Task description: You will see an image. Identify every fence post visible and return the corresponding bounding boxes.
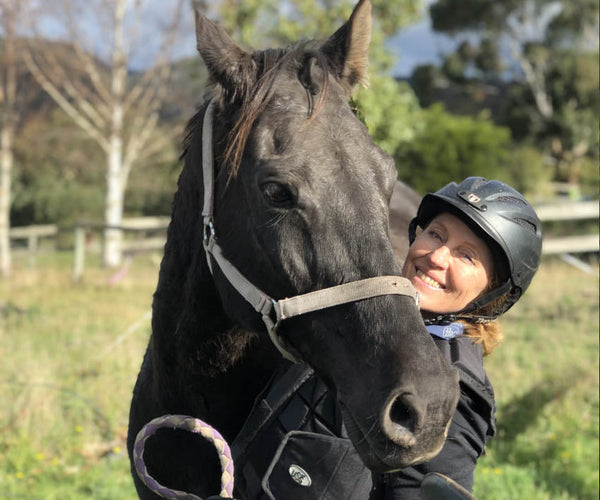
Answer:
[73,225,85,282]
[27,234,38,267]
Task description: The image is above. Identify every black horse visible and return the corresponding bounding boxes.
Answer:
[127,1,459,498]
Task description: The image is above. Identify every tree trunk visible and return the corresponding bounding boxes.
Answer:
[102,0,127,268]
[0,0,18,278]
[103,130,124,267]
[0,126,13,277]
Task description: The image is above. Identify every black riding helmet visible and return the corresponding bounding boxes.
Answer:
[408,177,543,321]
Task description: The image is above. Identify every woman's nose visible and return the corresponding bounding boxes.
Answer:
[428,245,451,268]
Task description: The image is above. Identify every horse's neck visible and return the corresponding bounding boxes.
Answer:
[150,190,283,438]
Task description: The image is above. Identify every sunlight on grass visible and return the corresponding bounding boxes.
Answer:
[0,252,598,498]
[0,251,157,498]
[474,256,599,500]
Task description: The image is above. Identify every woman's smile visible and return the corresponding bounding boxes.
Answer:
[415,268,445,290]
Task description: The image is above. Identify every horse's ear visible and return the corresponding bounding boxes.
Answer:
[320,0,371,94]
[194,8,257,101]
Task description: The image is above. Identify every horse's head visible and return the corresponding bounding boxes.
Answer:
[191,0,459,471]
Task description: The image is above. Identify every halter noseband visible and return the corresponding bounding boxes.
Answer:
[201,100,419,363]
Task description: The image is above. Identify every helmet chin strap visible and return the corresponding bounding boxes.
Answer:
[423,280,514,325]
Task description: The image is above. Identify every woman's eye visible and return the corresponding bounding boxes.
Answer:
[462,253,475,264]
[262,182,294,208]
[428,230,442,241]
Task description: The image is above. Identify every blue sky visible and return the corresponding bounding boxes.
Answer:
[387,16,456,77]
[168,3,454,78]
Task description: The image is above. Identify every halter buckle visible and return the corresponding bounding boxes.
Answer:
[260,299,281,333]
[203,218,215,244]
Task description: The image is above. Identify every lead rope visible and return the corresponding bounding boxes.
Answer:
[133,415,235,499]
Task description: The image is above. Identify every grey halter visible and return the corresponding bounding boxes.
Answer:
[201,100,418,363]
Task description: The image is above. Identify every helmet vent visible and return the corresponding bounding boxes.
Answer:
[514,217,537,234]
[471,178,488,190]
[497,195,527,206]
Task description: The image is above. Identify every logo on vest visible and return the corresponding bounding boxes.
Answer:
[426,322,464,340]
[443,324,462,338]
[288,464,312,487]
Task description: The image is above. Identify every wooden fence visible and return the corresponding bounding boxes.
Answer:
[8,201,599,279]
[9,217,169,281]
[535,201,599,255]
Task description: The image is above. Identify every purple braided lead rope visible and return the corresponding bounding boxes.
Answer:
[134,414,235,499]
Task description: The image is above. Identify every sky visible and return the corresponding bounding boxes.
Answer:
[26,0,460,78]
[387,16,457,77]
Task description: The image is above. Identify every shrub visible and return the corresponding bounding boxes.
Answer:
[395,104,513,194]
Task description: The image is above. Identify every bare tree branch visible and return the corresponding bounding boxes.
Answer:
[23,50,111,151]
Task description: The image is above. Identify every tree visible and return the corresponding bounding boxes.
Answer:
[0,0,36,276]
[12,108,106,227]
[426,0,599,187]
[0,0,18,276]
[23,0,187,266]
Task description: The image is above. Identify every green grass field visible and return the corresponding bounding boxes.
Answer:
[0,251,598,499]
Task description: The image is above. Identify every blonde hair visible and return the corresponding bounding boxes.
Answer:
[460,320,503,356]
[459,294,508,356]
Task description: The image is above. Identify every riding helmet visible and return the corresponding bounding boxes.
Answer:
[408,177,543,317]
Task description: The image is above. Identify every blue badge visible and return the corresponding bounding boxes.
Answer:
[427,322,465,340]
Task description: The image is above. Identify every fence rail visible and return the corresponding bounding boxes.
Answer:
[534,200,599,255]
[7,200,598,279]
[535,201,599,222]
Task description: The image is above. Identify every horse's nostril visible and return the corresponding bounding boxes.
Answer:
[389,395,415,430]
[382,393,421,447]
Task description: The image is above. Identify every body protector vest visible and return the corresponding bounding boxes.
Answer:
[231,325,496,500]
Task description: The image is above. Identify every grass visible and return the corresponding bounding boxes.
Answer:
[0,251,598,499]
[0,251,156,499]
[473,257,599,500]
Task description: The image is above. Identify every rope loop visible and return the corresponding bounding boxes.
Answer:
[134,415,235,499]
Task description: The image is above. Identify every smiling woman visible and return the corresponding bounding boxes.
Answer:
[365,176,544,498]
[403,212,495,315]
[405,177,542,352]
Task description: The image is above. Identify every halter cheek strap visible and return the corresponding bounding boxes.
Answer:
[200,99,419,363]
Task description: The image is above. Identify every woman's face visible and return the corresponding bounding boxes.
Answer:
[402,212,495,315]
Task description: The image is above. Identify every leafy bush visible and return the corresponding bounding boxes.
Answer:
[395,103,513,194]
[501,146,554,199]
[355,75,424,157]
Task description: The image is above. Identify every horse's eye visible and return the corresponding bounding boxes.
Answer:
[262,182,294,208]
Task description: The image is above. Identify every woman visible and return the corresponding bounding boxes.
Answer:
[230,177,543,500]
[372,176,543,499]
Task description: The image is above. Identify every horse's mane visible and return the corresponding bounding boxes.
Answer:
[182,41,331,179]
